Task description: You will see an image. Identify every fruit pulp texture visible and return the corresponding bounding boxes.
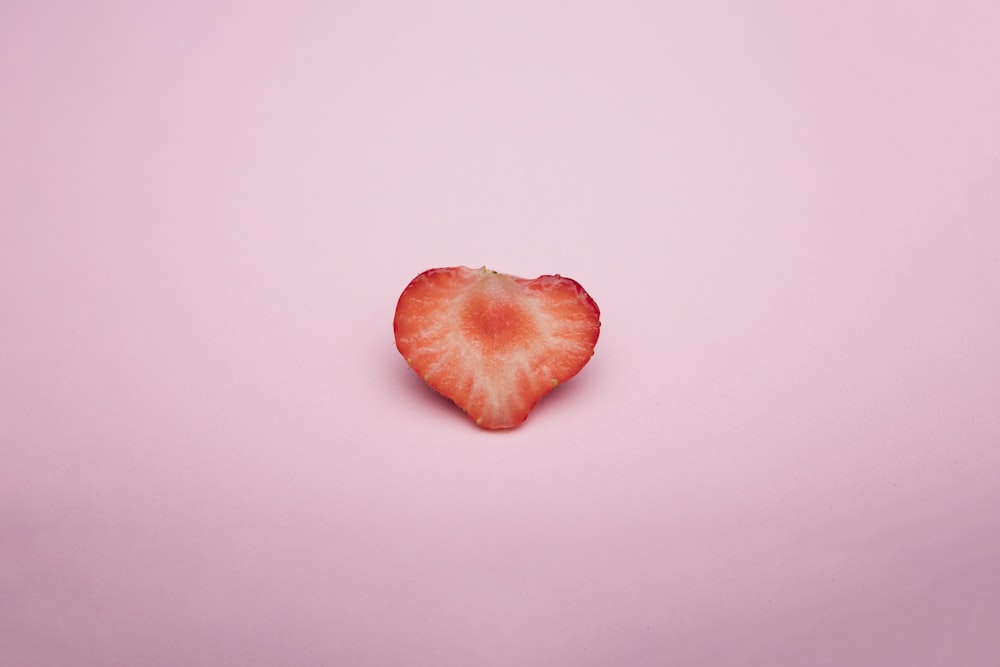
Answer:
[394,267,600,429]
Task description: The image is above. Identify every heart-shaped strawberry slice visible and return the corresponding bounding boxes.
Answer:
[393,266,601,429]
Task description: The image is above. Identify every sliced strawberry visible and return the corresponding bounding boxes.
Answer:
[393,266,601,429]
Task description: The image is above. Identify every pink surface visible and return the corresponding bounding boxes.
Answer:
[2,1,999,664]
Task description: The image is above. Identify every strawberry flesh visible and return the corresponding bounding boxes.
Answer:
[394,266,601,429]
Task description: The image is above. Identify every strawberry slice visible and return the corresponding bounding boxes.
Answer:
[393,266,601,429]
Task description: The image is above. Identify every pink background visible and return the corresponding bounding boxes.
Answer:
[2,0,999,664]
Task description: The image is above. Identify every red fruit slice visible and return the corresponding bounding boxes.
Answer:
[393,266,601,429]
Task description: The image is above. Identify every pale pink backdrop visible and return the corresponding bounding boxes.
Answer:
[2,0,999,665]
